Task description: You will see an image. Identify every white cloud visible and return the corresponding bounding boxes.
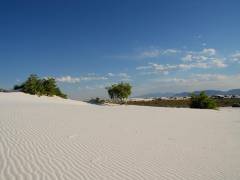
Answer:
[56,75,108,84]
[80,76,108,81]
[57,72,131,84]
[136,58,227,75]
[152,73,236,85]
[181,54,208,62]
[56,76,80,83]
[150,74,230,90]
[162,49,180,54]
[182,48,217,63]
[137,63,180,75]
[192,74,227,81]
[118,73,131,81]
[84,86,95,90]
[136,65,152,70]
[211,59,227,68]
[78,83,111,91]
[107,73,115,77]
[106,72,131,80]
[118,73,129,78]
[232,52,240,62]
[181,54,193,62]
[202,48,216,56]
[140,49,161,58]
[139,48,180,58]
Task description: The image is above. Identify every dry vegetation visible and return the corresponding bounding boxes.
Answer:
[127,98,240,108]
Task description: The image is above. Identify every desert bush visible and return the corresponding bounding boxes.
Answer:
[106,82,132,103]
[232,103,240,107]
[190,91,217,109]
[127,98,240,108]
[127,99,190,107]
[88,97,105,105]
[14,74,67,98]
[215,98,240,107]
[0,88,9,92]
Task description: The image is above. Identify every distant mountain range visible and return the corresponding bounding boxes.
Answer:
[136,92,176,98]
[137,89,240,98]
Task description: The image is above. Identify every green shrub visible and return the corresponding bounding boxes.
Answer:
[88,97,105,105]
[190,91,217,109]
[232,103,240,107]
[106,82,132,103]
[14,74,67,98]
[127,99,190,107]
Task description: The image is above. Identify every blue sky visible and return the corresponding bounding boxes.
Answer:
[0,0,240,99]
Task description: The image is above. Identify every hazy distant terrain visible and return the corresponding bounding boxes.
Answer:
[138,89,240,98]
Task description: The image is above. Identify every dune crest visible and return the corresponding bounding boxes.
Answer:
[0,92,88,105]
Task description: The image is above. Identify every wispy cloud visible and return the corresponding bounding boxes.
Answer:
[80,76,108,81]
[139,49,161,58]
[231,52,240,63]
[163,49,180,54]
[56,72,131,84]
[182,48,216,62]
[191,73,228,81]
[57,47,239,98]
[137,48,227,75]
[151,73,239,87]
[106,72,131,81]
[202,48,216,56]
[211,59,227,68]
[56,76,81,83]
[56,75,108,84]
[136,60,227,75]
[139,48,180,59]
[108,47,181,60]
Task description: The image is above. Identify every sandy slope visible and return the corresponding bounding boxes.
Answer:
[0,93,240,180]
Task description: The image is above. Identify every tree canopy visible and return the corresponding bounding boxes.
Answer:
[14,74,67,98]
[190,91,217,109]
[106,82,132,103]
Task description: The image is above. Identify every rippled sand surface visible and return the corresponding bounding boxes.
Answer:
[1,93,240,180]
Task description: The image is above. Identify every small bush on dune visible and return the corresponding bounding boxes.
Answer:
[232,103,240,107]
[14,74,67,98]
[88,97,105,105]
[106,82,132,103]
[0,88,9,92]
[190,91,217,109]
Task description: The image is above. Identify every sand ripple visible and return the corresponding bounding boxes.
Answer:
[0,93,240,180]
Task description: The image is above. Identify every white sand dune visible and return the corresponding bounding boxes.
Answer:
[0,92,240,180]
[0,92,88,105]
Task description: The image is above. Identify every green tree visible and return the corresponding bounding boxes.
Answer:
[22,74,41,95]
[13,74,67,98]
[190,91,217,109]
[55,87,67,99]
[42,78,57,96]
[106,82,132,103]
